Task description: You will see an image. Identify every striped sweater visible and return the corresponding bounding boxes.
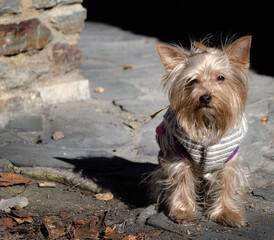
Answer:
[156,109,248,172]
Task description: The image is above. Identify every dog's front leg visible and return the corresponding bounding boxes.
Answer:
[205,156,248,227]
[163,160,197,223]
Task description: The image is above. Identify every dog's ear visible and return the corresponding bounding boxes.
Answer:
[157,45,186,72]
[226,36,252,68]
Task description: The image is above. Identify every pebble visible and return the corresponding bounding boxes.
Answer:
[52,131,65,140]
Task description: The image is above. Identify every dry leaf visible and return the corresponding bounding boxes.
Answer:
[74,212,107,239]
[52,131,65,140]
[0,172,34,187]
[44,216,66,239]
[74,219,85,226]
[103,225,122,239]
[13,217,33,224]
[122,64,133,70]
[122,234,138,240]
[261,116,269,122]
[95,87,105,93]
[0,217,15,229]
[121,232,159,240]
[94,192,113,201]
[104,226,114,236]
[74,219,99,239]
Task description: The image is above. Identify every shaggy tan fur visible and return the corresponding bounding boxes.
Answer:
[204,155,248,227]
[150,36,251,227]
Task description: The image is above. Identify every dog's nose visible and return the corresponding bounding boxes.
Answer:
[199,94,212,104]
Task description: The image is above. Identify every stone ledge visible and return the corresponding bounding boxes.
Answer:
[32,0,83,9]
[0,91,43,112]
[38,79,91,106]
[0,78,91,112]
[3,162,100,193]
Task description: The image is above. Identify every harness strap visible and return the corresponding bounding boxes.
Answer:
[157,128,240,165]
[173,134,239,164]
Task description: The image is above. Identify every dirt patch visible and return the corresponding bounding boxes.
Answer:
[0,174,273,239]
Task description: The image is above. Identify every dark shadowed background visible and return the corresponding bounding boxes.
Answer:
[83,1,273,76]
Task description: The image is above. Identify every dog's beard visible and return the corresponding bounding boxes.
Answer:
[171,94,242,145]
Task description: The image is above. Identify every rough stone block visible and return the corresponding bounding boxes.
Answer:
[0,18,52,55]
[0,60,50,90]
[52,42,82,75]
[0,0,20,15]
[38,79,91,106]
[49,4,86,34]
[32,0,83,9]
[0,91,42,112]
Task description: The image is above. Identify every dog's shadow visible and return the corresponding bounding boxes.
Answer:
[56,156,158,208]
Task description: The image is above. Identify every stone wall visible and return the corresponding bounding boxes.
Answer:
[0,0,90,112]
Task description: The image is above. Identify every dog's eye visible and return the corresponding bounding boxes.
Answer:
[189,79,198,85]
[216,75,225,82]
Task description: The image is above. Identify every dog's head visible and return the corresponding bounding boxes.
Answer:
[157,36,251,144]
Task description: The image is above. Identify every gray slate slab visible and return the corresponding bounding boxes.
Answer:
[252,188,274,202]
[6,115,43,132]
[0,143,115,168]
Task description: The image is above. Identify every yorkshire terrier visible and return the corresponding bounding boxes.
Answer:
[150,36,251,227]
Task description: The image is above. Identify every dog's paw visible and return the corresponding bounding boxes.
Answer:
[169,210,194,224]
[208,209,246,227]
